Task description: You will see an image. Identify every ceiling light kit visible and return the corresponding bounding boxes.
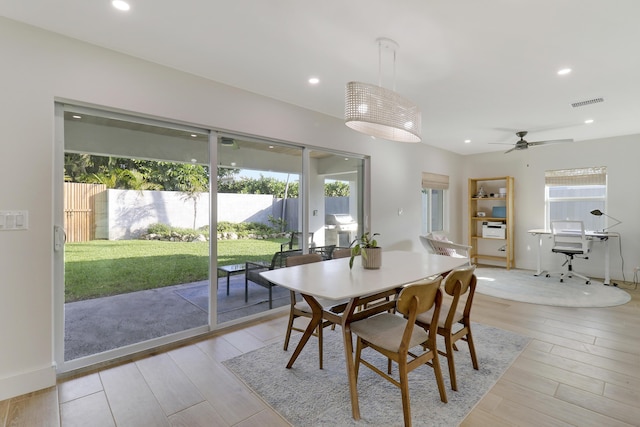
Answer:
[345,38,421,143]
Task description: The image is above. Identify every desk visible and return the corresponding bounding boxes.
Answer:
[260,250,468,420]
[528,229,619,285]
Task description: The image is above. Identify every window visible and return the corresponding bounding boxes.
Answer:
[421,172,449,234]
[545,167,607,231]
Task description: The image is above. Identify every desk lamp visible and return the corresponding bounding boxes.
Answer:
[590,209,622,232]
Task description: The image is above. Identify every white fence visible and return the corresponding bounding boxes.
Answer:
[93,189,349,240]
[99,190,276,240]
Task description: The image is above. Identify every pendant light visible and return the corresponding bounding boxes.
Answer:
[345,38,421,143]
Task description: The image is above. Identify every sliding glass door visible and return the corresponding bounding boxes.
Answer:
[54,103,370,372]
[55,104,212,371]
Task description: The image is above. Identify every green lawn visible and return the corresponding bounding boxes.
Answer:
[64,238,287,302]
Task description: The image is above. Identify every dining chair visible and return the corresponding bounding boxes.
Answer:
[331,247,352,259]
[350,277,447,427]
[283,253,335,369]
[415,264,478,391]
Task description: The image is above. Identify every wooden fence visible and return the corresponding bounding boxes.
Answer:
[64,182,106,242]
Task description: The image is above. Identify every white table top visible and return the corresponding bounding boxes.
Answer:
[260,250,468,301]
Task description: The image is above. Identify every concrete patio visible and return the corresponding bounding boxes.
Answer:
[64,273,291,361]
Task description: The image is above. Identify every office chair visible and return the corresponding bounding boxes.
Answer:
[547,220,592,284]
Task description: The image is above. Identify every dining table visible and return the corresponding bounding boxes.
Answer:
[260,250,469,420]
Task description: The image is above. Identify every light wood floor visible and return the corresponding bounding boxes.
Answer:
[2,285,639,427]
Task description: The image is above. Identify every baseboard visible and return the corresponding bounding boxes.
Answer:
[0,364,56,401]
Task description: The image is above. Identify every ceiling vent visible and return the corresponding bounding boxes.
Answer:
[571,97,604,108]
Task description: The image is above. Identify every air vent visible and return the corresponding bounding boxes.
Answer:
[571,97,604,108]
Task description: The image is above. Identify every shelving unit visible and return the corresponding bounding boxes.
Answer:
[468,176,514,269]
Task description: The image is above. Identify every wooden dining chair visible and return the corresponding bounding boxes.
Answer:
[350,277,447,427]
[332,247,352,259]
[415,264,478,391]
[283,253,335,369]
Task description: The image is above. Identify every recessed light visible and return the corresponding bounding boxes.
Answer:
[584,119,594,124]
[557,68,572,76]
[268,145,274,149]
[190,134,197,138]
[464,139,471,144]
[190,158,197,163]
[112,1,130,11]
[72,115,82,119]
[308,77,320,85]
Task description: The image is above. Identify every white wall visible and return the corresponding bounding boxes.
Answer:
[0,18,465,399]
[463,134,640,281]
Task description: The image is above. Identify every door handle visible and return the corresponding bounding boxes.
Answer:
[54,225,66,251]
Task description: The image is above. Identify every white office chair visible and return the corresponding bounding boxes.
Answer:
[547,220,592,284]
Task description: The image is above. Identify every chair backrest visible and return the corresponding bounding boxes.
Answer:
[271,249,304,269]
[396,277,443,347]
[396,277,442,318]
[551,220,590,253]
[441,265,477,324]
[285,253,322,267]
[332,248,352,259]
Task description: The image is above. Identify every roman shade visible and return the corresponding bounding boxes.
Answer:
[422,172,449,190]
[544,167,606,186]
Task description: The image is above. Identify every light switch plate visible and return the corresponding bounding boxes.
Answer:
[0,210,28,230]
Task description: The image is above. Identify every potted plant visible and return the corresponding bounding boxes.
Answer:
[349,232,382,269]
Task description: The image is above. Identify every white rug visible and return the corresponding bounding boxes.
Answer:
[223,323,529,426]
[475,267,631,307]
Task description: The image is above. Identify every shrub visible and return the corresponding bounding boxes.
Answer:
[147,223,171,235]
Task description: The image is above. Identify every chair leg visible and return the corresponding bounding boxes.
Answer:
[354,338,363,382]
[317,322,323,370]
[466,328,479,370]
[398,361,412,427]
[444,334,457,391]
[283,312,296,351]
[432,351,448,403]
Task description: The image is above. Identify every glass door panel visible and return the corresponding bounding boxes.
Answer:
[216,137,303,322]
[308,151,365,251]
[61,107,210,363]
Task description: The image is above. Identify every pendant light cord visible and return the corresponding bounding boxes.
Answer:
[377,39,397,91]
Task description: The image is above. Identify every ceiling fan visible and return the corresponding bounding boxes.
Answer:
[493,131,573,154]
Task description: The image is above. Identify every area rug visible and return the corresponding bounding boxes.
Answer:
[475,267,631,307]
[223,323,529,426]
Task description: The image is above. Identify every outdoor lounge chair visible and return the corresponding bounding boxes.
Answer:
[420,233,472,265]
[245,249,303,308]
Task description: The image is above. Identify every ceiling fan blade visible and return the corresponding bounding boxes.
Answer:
[488,142,515,145]
[527,138,573,147]
[504,147,517,154]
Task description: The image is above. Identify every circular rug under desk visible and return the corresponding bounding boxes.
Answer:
[475,267,631,307]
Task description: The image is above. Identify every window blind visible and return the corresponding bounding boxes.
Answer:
[544,166,606,186]
[422,172,449,190]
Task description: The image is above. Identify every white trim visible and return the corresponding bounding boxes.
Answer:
[0,365,56,401]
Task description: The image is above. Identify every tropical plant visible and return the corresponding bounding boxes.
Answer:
[349,232,380,269]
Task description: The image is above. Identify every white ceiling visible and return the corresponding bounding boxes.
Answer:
[2,0,640,155]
